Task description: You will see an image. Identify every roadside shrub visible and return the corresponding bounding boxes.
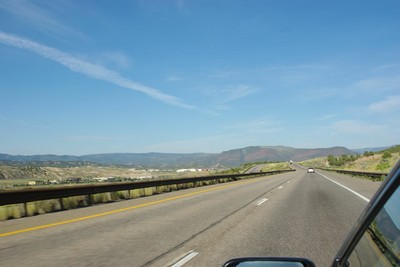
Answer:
[129,189,142,198]
[0,204,25,220]
[116,191,127,199]
[0,201,61,219]
[144,187,154,196]
[36,200,61,214]
[327,154,359,167]
[110,191,129,201]
[382,151,392,159]
[62,197,79,209]
[376,160,391,172]
[26,202,38,216]
[155,186,167,194]
[0,206,7,221]
[90,193,112,204]
[364,151,374,157]
[12,204,25,219]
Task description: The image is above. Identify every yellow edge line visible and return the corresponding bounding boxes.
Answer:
[0,179,255,237]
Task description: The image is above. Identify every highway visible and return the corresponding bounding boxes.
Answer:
[0,167,381,266]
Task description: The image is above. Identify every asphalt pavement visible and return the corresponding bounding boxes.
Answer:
[0,168,382,267]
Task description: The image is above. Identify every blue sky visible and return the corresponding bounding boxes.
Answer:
[0,0,399,155]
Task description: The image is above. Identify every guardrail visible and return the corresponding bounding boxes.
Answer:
[318,168,388,180]
[0,169,294,206]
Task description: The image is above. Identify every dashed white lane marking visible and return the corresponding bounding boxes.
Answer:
[278,186,283,190]
[171,251,199,267]
[318,172,370,203]
[256,198,268,206]
[287,181,291,183]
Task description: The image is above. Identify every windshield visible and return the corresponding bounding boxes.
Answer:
[348,185,400,266]
[0,1,399,267]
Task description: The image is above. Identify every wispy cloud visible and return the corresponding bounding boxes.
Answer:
[145,117,283,153]
[201,84,257,107]
[0,31,194,109]
[143,133,239,153]
[175,0,188,10]
[0,0,82,38]
[368,95,400,113]
[100,51,131,69]
[166,75,183,82]
[324,119,400,148]
[352,76,400,94]
[0,114,50,129]
[314,114,338,121]
[228,117,283,134]
[224,85,257,102]
[203,64,328,79]
[330,120,386,135]
[302,74,400,102]
[67,135,132,142]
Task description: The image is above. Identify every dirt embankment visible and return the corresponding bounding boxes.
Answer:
[300,153,400,173]
[0,166,54,180]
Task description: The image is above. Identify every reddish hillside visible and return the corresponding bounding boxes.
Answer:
[215,146,355,166]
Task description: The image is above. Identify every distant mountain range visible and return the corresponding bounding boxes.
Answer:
[0,146,358,168]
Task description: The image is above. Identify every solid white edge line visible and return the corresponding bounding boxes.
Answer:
[171,251,199,267]
[256,198,268,206]
[318,172,370,203]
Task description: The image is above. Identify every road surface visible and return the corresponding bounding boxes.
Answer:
[0,167,381,266]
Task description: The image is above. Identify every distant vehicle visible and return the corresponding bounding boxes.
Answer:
[289,160,293,164]
[307,168,315,173]
[224,160,400,267]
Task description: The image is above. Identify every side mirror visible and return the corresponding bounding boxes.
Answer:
[333,161,400,266]
[223,257,316,267]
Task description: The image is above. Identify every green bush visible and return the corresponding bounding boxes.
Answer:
[10,204,24,219]
[90,193,112,204]
[129,189,142,198]
[364,151,375,157]
[0,204,25,220]
[155,186,165,194]
[37,199,62,214]
[62,197,79,209]
[144,187,154,196]
[376,160,391,171]
[116,191,128,199]
[1,170,276,221]
[327,154,359,167]
[382,151,392,159]
[26,202,39,216]
[0,206,7,221]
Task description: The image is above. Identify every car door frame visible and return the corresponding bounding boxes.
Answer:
[332,160,400,266]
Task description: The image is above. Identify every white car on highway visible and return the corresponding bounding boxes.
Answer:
[307,168,315,173]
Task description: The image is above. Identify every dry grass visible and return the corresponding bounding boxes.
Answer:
[0,179,227,221]
[0,170,271,221]
[300,153,400,173]
[260,162,290,172]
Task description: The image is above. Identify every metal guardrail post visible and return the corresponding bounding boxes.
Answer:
[59,198,65,210]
